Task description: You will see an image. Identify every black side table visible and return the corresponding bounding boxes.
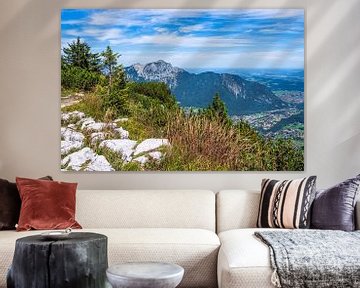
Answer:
[7,232,108,288]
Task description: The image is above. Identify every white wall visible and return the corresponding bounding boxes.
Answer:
[0,0,359,191]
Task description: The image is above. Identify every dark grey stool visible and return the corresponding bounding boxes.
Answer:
[7,232,108,288]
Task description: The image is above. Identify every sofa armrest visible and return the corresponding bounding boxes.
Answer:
[356,200,360,230]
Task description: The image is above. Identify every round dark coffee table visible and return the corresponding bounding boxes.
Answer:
[106,262,184,288]
[7,232,108,288]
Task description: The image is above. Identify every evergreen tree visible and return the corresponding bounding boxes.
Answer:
[62,37,100,72]
[101,46,120,87]
[205,93,230,125]
[112,66,127,90]
[211,93,228,118]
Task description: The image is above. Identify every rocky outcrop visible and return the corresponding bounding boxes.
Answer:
[61,111,85,122]
[134,139,170,156]
[84,122,117,132]
[99,139,137,162]
[61,127,85,156]
[61,140,83,156]
[114,127,129,139]
[90,132,105,145]
[133,156,148,165]
[61,147,114,171]
[85,155,115,172]
[80,118,96,130]
[133,151,163,166]
[61,128,85,142]
[148,151,162,161]
[60,111,170,171]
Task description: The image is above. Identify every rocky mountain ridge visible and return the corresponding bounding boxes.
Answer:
[125,60,288,115]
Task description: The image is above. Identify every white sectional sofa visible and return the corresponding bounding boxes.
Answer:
[0,190,219,288]
[1,189,359,288]
[216,190,360,288]
[216,190,273,288]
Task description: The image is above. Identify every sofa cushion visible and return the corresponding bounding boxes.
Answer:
[311,174,360,231]
[0,228,220,288]
[76,190,216,231]
[0,176,53,230]
[257,177,317,229]
[216,190,260,233]
[217,228,278,288]
[0,179,20,231]
[16,177,81,231]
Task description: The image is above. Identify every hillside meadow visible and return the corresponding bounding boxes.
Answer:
[60,38,304,171]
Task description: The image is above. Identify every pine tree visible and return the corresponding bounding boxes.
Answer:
[62,37,100,72]
[101,46,120,87]
[210,93,228,119]
[205,93,230,125]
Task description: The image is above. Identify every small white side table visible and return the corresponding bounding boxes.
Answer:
[106,262,184,288]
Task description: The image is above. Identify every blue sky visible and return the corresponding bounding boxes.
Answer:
[61,9,304,70]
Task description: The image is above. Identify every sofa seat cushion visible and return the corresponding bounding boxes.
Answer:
[0,228,220,288]
[218,228,282,288]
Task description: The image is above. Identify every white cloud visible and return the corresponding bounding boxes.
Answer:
[224,9,304,19]
[120,49,303,69]
[88,10,162,26]
[179,24,205,33]
[154,27,168,34]
[61,20,84,25]
[110,34,252,49]
[63,28,123,41]
[82,28,123,41]
[63,29,81,37]
[61,37,76,49]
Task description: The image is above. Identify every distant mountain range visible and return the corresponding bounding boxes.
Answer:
[125,60,288,115]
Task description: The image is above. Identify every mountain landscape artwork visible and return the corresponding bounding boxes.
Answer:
[61,9,304,171]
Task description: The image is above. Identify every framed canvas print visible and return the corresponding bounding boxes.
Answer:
[61,9,304,171]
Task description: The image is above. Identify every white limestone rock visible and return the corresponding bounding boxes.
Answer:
[61,111,85,122]
[114,127,129,139]
[90,132,105,144]
[149,151,162,161]
[61,140,83,155]
[61,147,95,171]
[61,147,114,171]
[133,156,148,165]
[85,155,114,172]
[61,127,85,142]
[85,122,116,132]
[80,117,95,130]
[134,139,170,156]
[67,124,76,129]
[100,139,137,162]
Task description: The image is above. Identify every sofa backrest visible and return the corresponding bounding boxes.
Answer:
[76,190,216,231]
[216,190,260,233]
[217,190,360,232]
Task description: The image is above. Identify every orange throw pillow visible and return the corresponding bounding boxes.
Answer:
[16,177,82,231]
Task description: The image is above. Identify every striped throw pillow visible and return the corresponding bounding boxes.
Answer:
[257,176,317,229]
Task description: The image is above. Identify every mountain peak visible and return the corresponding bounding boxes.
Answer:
[126,60,183,89]
[143,60,178,74]
[154,59,169,65]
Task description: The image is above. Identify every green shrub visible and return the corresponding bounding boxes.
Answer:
[61,66,101,92]
[127,82,177,108]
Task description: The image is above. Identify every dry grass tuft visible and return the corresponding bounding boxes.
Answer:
[166,112,254,170]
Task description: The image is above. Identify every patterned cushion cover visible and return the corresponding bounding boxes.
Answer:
[257,176,317,229]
